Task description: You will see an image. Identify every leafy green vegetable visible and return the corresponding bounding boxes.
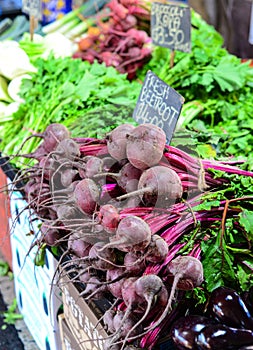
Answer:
[185,287,206,306]
[65,103,137,139]
[239,209,253,242]
[34,244,47,266]
[201,236,236,292]
[0,55,141,157]
[180,166,253,295]
[138,10,253,160]
[236,262,253,291]
[0,76,12,103]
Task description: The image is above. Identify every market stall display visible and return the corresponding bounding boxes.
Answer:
[4,120,253,349]
[0,1,253,349]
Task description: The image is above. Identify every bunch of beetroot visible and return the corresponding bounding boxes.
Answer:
[8,122,253,349]
[73,0,152,80]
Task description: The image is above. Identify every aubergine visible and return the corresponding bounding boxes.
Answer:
[196,324,253,350]
[207,286,253,330]
[171,315,216,350]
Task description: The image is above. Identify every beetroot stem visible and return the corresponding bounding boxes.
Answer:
[116,187,151,201]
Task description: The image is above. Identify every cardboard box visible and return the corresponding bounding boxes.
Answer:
[60,273,176,350]
[60,273,109,350]
[59,314,82,350]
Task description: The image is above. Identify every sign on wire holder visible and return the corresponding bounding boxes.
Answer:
[151,1,191,67]
[22,0,41,41]
[132,70,185,145]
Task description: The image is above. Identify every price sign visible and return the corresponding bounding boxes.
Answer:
[22,0,41,17]
[151,2,191,53]
[133,71,184,144]
[22,0,41,41]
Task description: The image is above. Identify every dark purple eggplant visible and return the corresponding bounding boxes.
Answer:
[195,324,253,350]
[207,286,253,330]
[171,315,216,350]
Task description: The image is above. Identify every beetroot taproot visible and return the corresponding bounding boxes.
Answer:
[117,165,183,207]
[126,124,166,170]
[107,123,135,161]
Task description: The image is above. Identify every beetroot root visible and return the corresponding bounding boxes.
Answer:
[116,162,142,193]
[107,123,135,161]
[100,215,152,253]
[67,233,92,258]
[107,268,128,299]
[42,123,71,153]
[145,234,169,263]
[117,165,183,207]
[147,256,204,332]
[74,178,100,215]
[119,274,168,349]
[98,204,120,234]
[126,123,166,170]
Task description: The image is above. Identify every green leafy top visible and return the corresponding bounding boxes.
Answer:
[0,55,141,156]
[138,10,253,160]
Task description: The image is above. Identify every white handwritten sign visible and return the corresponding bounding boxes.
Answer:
[22,0,41,18]
[133,71,184,144]
[151,2,191,53]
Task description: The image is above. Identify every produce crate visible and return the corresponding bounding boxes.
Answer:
[60,272,109,350]
[9,188,58,279]
[60,271,176,350]
[58,313,82,350]
[9,187,63,350]
[14,274,62,350]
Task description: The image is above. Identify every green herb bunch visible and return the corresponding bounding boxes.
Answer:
[0,55,141,157]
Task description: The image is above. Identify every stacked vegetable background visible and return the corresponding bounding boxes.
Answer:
[1,1,253,349]
[7,121,253,349]
[0,0,154,157]
[72,0,152,80]
[2,7,253,163]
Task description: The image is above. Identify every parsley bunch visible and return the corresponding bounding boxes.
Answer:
[0,55,141,157]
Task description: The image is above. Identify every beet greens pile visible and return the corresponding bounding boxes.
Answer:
[7,122,253,349]
[138,10,253,161]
